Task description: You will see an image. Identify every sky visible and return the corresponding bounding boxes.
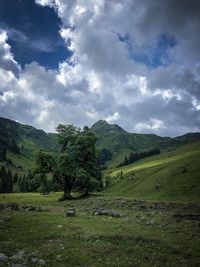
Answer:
[0,0,199,136]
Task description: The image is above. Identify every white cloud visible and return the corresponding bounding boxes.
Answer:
[0,0,199,136]
[106,112,120,124]
[0,30,20,74]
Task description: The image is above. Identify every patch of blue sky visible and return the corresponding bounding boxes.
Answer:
[117,32,177,68]
[0,0,72,69]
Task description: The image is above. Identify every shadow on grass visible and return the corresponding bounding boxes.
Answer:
[58,192,105,202]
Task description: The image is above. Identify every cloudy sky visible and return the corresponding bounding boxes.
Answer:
[0,0,199,136]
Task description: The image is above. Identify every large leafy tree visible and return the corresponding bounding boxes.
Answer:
[35,124,102,200]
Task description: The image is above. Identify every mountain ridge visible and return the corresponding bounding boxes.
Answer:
[1,116,200,169]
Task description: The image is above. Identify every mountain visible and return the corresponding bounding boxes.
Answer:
[91,120,200,167]
[0,117,60,173]
[0,117,200,172]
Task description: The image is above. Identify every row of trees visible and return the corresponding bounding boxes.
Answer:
[0,166,13,193]
[0,167,61,194]
[118,148,160,167]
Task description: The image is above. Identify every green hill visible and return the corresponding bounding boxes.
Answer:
[104,141,200,202]
[1,116,200,178]
[0,117,60,174]
[91,120,200,167]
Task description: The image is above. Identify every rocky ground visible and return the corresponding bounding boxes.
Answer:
[0,193,200,266]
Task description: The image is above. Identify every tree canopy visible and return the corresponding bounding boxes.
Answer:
[35,124,102,199]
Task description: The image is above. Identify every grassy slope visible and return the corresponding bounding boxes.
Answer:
[91,120,200,168]
[104,142,200,202]
[0,117,60,176]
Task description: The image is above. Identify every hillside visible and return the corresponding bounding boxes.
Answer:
[0,117,60,173]
[104,141,200,202]
[1,117,200,173]
[91,120,200,167]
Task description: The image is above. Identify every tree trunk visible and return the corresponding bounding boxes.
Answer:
[63,188,71,199]
[63,178,72,199]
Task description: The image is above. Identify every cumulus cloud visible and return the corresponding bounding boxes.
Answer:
[0,30,20,74]
[0,0,199,136]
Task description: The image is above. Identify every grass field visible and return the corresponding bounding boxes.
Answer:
[0,192,200,267]
[0,142,200,266]
[104,142,200,202]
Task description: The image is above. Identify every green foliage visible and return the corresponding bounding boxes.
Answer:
[35,150,57,172]
[36,173,51,194]
[118,148,160,167]
[0,166,13,193]
[55,125,102,198]
[99,148,112,165]
[56,124,80,152]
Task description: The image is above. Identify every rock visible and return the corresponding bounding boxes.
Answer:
[31,258,38,263]
[57,225,63,228]
[27,206,36,211]
[110,211,120,217]
[11,264,27,267]
[94,208,109,216]
[38,259,46,265]
[65,207,76,217]
[10,254,24,261]
[9,202,19,210]
[0,253,8,261]
[66,210,76,216]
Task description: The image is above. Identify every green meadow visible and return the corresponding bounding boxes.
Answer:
[0,192,200,267]
[104,142,200,202]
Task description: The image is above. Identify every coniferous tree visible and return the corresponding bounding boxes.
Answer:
[7,169,13,193]
[0,166,7,193]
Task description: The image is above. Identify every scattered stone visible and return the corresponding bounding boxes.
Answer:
[10,254,24,261]
[0,203,48,212]
[111,211,120,217]
[65,207,76,217]
[8,202,19,210]
[66,210,76,216]
[11,264,27,267]
[27,206,36,211]
[93,208,120,217]
[94,208,109,216]
[173,214,200,221]
[31,258,38,263]
[0,253,8,261]
[38,259,46,265]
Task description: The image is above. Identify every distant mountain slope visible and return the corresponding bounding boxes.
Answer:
[0,117,200,171]
[91,120,175,151]
[0,117,60,160]
[104,141,200,202]
[91,120,200,167]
